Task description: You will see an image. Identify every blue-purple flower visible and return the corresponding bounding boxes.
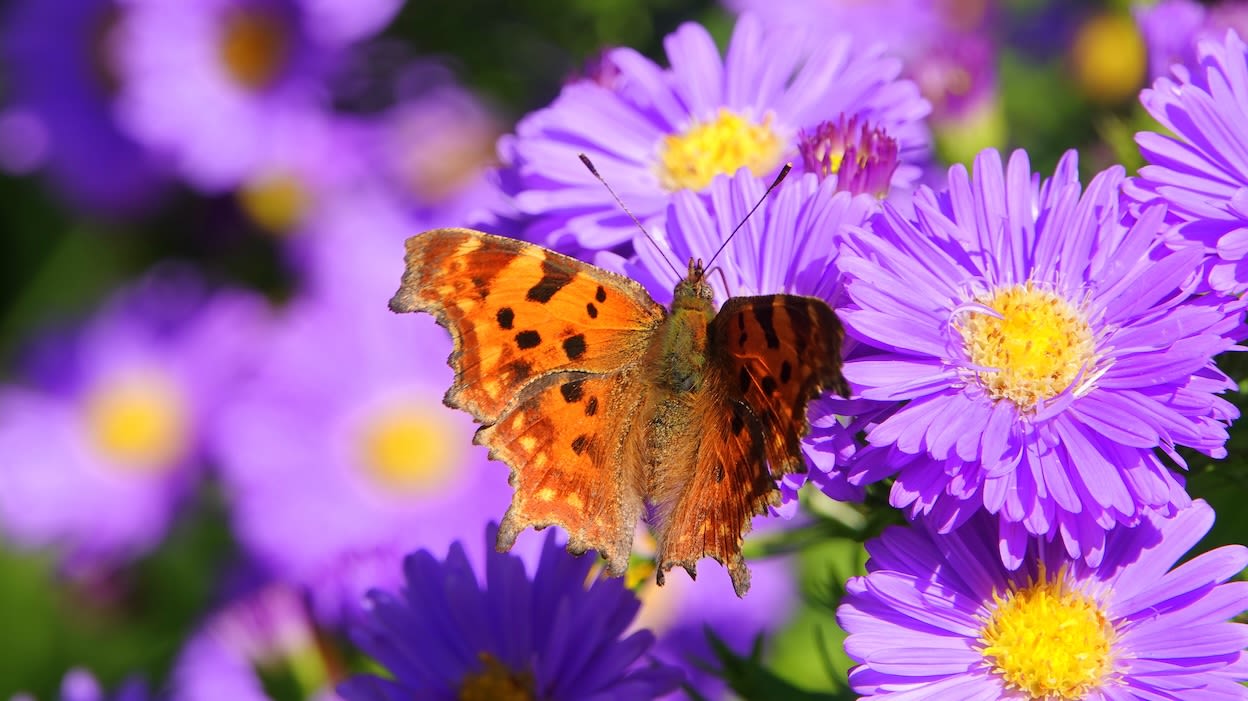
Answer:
[338,524,684,701]
[838,500,1248,699]
[0,0,169,214]
[825,148,1244,568]
[1126,29,1248,295]
[0,267,268,572]
[113,0,400,191]
[496,13,929,252]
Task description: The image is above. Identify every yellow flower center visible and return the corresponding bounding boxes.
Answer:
[979,565,1117,699]
[358,404,459,495]
[458,653,535,701]
[219,7,290,91]
[958,283,1097,410]
[656,108,785,191]
[84,371,190,472]
[238,172,308,234]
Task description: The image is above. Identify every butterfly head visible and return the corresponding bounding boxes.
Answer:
[671,258,715,312]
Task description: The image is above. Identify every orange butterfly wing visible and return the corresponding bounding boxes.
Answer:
[390,228,665,422]
[653,294,849,596]
[390,228,664,569]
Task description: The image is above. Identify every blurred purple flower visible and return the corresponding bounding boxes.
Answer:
[172,584,339,701]
[724,0,998,124]
[495,13,929,252]
[839,500,1248,699]
[1135,0,1248,80]
[215,190,521,625]
[10,669,150,701]
[1126,29,1248,295]
[625,526,797,700]
[112,0,401,191]
[0,267,269,572]
[828,148,1244,568]
[0,0,169,214]
[338,524,684,701]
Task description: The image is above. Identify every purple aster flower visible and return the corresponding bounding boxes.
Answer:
[10,669,150,701]
[839,500,1248,699]
[606,169,877,510]
[172,584,334,701]
[1135,0,1248,80]
[827,148,1245,568]
[0,0,169,214]
[496,13,929,252]
[214,191,521,626]
[112,0,401,191]
[1126,29,1248,295]
[338,524,684,701]
[0,266,268,573]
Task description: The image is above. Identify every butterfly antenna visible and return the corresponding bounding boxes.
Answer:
[579,153,683,279]
[704,164,792,270]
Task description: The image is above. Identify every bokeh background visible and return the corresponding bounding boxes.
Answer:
[1,0,1247,698]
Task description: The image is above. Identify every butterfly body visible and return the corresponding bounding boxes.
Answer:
[391,228,848,596]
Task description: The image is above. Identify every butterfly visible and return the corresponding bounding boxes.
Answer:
[390,227,849,596]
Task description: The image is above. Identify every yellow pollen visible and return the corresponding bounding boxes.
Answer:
[359,405,458,495]
[219,7,290,91]
[84,371,190,472]
[958,283,1096,410]
[458,653,534,701]
[979,565,1117,699]
[238,173,308,234]
[656,109,785,191]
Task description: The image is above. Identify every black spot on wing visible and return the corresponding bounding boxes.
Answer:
[586,302,598,318]
[571,434,590,455]
[789,299,814,357]
[516,330,542,349]
[585,396,599,416]
[560,379,584,403]
[731,405,745,435]
[526,258,574,303]
[496,307,514,330]
[761,376,778,395]
[753,301,781,349]
[595,285,607,303]
[738,367,750,394]
[563,334,587,360]
[780,360,792,384]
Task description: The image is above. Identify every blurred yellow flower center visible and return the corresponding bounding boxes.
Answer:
[1070,12,1146,104]
[359,404,459,495]
[219,7,290,91]
[458,653,534,701]
[238,173,308,234]
[85,371,190,472]
[657,109,784,191]
[959,283,1096,410]
[979,565,1116,699]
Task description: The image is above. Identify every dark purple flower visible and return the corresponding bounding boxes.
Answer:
[338,524,684,701]
[1,0,169,214]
